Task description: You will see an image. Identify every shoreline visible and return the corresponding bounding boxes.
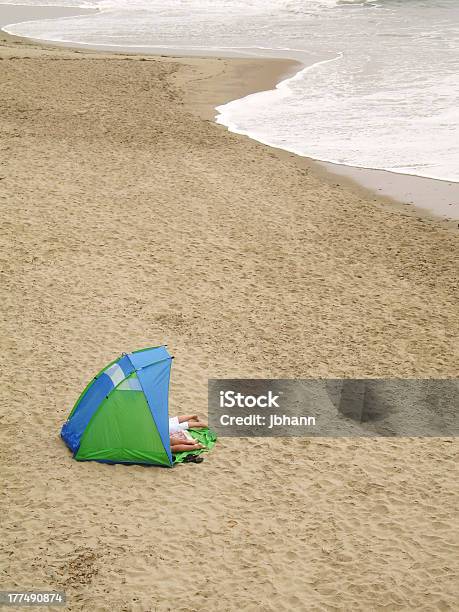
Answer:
[1,3,458,223]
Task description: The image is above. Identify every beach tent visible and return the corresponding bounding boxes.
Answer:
[61,346,174,466]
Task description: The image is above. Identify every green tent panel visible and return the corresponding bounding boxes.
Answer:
[76,375,171,466]
[61,346,174,466]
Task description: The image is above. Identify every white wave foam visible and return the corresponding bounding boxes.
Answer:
[2,0,457,182]
[0,1,96,6]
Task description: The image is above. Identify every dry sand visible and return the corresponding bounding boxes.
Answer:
[1,26,458,612]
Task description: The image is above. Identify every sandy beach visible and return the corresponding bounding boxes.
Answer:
[1,10,458,612]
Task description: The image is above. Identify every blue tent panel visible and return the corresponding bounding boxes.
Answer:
[61,354,135,452]
[127,346,170,370]
[61,347,173,463]
[136,359,173,465]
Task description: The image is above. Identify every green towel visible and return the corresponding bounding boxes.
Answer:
[173,427,217,464]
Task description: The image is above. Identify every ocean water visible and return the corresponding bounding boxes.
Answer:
[2,0,458,182]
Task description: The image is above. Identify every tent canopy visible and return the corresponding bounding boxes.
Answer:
[61,346,173,466]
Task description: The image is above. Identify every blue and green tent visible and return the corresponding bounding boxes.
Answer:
[61,346,174,466]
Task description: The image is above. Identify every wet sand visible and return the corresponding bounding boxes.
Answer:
[320,161,459,220]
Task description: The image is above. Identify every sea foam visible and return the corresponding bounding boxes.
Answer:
[2,0,458,182]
